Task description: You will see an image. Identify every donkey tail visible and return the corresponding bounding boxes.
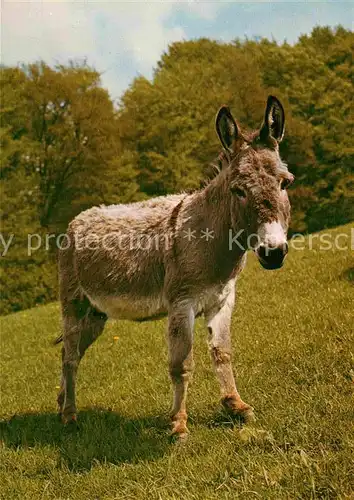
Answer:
[53,334,63,345]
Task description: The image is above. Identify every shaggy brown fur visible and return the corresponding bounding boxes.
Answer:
[57,96,294,438]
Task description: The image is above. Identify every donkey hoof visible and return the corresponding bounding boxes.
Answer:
[240,407,256,424]
[171,431,189,444]
[222,396,255,423]
[170,426,189,443]
[170,415,189,442]
[61,413,78,426]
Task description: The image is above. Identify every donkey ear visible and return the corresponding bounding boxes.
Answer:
[215,106,240,153]
[260,95,285,143]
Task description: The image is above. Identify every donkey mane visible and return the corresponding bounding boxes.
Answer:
[202,150,230,187]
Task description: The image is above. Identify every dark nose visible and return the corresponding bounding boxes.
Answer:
[258,242,288,269]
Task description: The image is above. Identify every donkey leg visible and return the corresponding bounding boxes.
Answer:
[205,290,254,423]
[78,308,107,357]
[168,303,195,438]
[57,345,66,414]
[60,314,81,424]
[59,304,106,423]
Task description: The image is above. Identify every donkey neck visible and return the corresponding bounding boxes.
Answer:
[184,168,247,282]
[195,167,245,234]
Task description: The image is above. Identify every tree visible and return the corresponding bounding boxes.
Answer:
[0,62,140,313]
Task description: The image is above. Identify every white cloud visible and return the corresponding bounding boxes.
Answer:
[2,2,97,62]
[92,2,186,75]
[1,1,223,99]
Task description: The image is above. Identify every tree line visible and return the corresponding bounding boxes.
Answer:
[1,25,353,314]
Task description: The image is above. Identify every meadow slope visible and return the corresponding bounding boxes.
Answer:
[0,224,353,499]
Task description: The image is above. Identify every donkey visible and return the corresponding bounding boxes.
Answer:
[56,95,294,439]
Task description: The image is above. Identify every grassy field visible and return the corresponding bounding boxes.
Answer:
[1,224,353,499]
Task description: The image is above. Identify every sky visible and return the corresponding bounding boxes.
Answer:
[2,1,353,101]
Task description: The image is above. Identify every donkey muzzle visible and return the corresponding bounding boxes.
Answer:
[257,242,288,270]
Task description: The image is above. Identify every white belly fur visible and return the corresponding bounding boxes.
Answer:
[87,280,236,321]
[87,293,166,320]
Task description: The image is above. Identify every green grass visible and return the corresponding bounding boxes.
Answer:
[1,224,353,499]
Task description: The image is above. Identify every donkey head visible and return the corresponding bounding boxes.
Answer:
[215,96,294,270]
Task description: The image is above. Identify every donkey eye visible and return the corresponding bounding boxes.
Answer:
[231,186,246,198]
[280,178,292,190]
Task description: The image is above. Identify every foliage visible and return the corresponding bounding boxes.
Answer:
[0,63,139,313]
[0,224,353,498]
[1,26,353,313]
[0,167,57,314]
